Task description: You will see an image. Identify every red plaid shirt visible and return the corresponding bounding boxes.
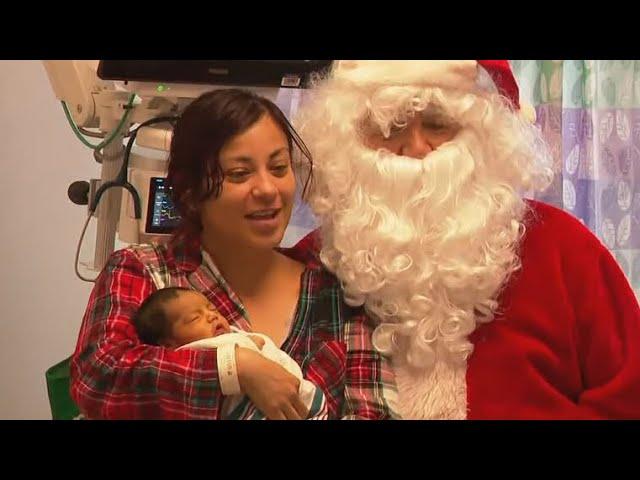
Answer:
[71,236,397,419]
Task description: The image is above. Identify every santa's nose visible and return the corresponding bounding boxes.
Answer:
[400,124,433,159]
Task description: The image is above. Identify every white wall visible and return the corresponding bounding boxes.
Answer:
[0,60,99,419]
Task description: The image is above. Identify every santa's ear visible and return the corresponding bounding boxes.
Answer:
[519,102,536,124]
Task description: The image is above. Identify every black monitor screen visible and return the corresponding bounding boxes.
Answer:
[97,60,333,88]
[146,177,181,234]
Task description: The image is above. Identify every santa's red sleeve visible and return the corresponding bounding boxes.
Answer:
[468,200,640,419]
[569,226,640,417]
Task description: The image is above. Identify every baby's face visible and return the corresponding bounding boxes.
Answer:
[163,290,231,347]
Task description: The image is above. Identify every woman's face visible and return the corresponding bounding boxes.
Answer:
[200,113,296,251]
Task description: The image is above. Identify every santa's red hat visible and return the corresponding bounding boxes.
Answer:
[332,60,536,122]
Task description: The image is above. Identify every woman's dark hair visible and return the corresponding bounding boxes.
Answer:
[167,88,313,241]
[133,287,193,345]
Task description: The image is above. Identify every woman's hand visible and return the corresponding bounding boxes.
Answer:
[235,347,308,420]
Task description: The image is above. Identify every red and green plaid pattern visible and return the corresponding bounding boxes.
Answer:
[71,237,397,419]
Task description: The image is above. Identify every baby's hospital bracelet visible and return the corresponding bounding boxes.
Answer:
[217,343,242,395]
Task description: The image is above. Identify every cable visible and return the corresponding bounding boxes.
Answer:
[74,214,97,283]
[61,93,137,150]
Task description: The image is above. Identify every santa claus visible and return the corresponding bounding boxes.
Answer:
[292,60,640,419]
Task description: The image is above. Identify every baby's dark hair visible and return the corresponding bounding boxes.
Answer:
[133,287,192,345]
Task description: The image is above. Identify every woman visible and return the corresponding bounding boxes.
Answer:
[70,88,397,419]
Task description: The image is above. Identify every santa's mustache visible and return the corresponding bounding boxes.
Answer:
[315,128,486,248]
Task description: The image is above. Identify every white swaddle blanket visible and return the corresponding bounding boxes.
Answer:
[177,327,327,419]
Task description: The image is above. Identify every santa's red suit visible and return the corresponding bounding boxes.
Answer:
[293,199,640,419]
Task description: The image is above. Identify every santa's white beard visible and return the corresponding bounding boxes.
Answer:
[311,129,527,418]
[311,128,526,373]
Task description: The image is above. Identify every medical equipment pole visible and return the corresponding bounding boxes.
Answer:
[93,130,125,271]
